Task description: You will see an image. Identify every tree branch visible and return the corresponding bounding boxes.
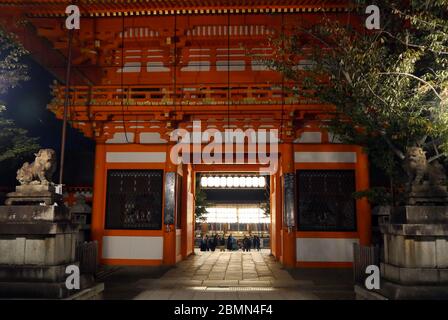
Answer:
[379,72,443,100]
[380,131,405,160]
[428,152,446,163]
[378,30,448,55]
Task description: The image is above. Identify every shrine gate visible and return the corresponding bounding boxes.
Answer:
[0,0,371,268]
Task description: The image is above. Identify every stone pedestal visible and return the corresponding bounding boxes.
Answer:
[0,185,87,299]
[378,205,448,299]
[407,185,448,205]
[5,185,63,206]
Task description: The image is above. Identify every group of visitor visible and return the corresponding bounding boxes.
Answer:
[200,234,226,252]
[199,233,262,252]
[242,235,261,252]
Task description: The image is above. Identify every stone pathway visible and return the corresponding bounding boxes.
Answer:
[160,249,296,285]
[100,249,355,300]
[120,250,353,300]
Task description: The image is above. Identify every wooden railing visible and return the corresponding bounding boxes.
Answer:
[50,83,315,108]
[76,241,99,275]
[353,243,380,284]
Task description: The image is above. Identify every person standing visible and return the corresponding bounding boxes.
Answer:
[205,235,210,251]
[200,235,207,251]
[243,236,251,252]
[218,235,226,251]
[208,234,216,251]
[212,234,218,251]
[255,236,261,251]
[227,234,233,251]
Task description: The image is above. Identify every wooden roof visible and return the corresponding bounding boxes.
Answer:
[1,0,351,17]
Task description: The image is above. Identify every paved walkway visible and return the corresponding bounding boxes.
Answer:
[100,249,355,300]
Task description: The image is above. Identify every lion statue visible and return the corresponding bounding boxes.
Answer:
[403,147,446,188]
[16,149,57,185]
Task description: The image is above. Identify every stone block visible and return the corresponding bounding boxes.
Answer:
[380,280,448,300]
[383,263,400,282]
[0,222,78,235]
[202,280,238,287]
[411,239,437,268]
[0,274,95,299]
[436,239,448,268]
[15,184,55,194]
[387,234,406,266]
[392,206,448,224]
[0,264,72,282]
[383,233,441,268]
[0,239,15,264]
[399,267,439,285]
[14,237,26,264]
[0,281,69,299]
[440,270,448,282]
[380,222,448,236]
[354,285,388,300]
[0,205,69,222]
[0,233,77,266]
[24,238,46,265]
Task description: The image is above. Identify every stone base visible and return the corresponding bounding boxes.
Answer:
[392,206,448,224]
[378,280,448,300]
[64,282,104,300]
[381,262,448,285]
[356,282,448,300]
[0,200,83,299]
[380,221,448,268]
[379,205,448,299]
[407,185,448,205]
[354,284,388,300]
[0,263,78,282]
[0,274,95,299]
[0,205,70,222]
[5,185,62,206]
[0,231,77,265]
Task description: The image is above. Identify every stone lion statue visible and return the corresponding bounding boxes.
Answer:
[16,149,57,185]
[403,147,446,188]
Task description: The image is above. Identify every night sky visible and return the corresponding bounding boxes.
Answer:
[0,57,94,188]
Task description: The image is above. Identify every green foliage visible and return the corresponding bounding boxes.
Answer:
[353,187,392,206]
[0,27,39,164]
[0,106,39,163]
[0,28,29,94]
[260,202,270,218]
[266,1,448,183]
[195,187,209,222]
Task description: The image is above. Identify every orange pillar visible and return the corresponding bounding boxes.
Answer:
[269,174,276,257]
[356,148,372,246]
[191,167,197,253]
[275,170,283,260]
[181,164,189,258]
[281,142,296,268]
[163,144,177,265]
[91,141,106,260]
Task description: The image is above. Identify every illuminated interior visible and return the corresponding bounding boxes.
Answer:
[201,205,269,224]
